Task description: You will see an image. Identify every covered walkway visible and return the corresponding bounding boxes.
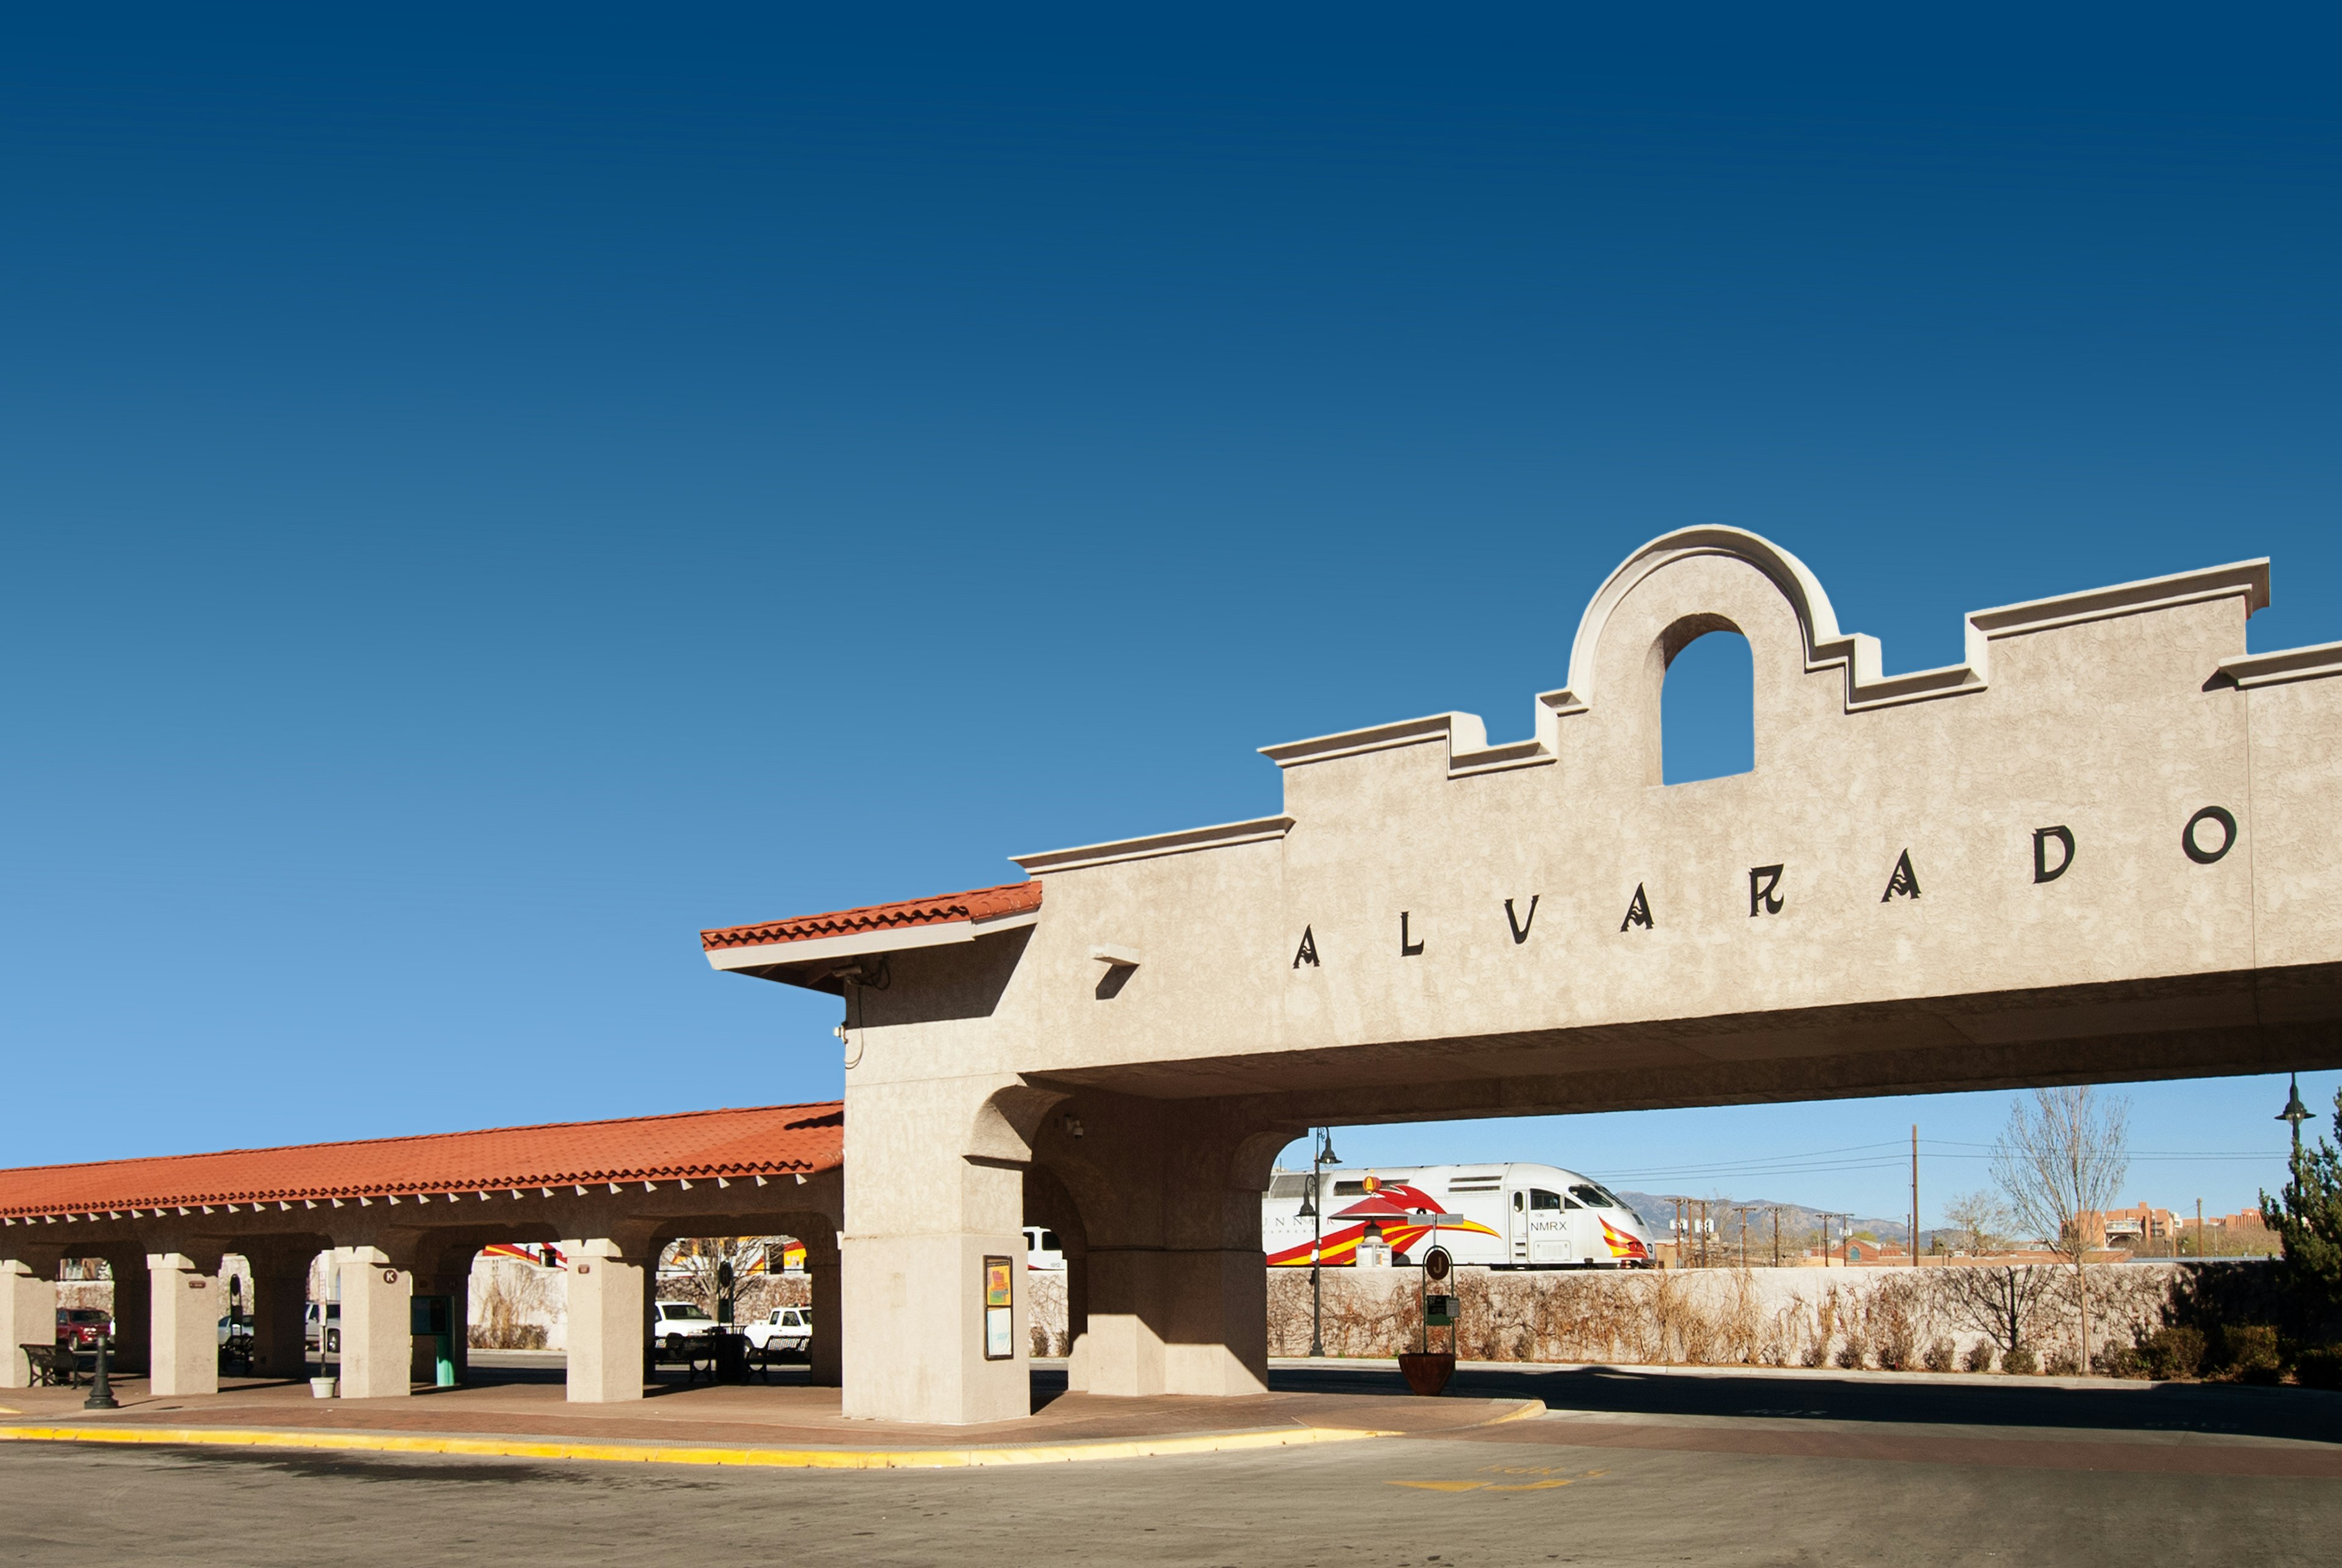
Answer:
[0,1102,842,1402]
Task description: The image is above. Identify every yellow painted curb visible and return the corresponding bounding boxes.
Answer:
[1484,1398,1549,1425]
[0,1422,1394,1470]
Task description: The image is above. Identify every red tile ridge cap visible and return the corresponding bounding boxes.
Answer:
[701,880,1041,951]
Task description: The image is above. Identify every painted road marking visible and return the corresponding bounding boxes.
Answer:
[0,1422,1396,1470]
[1386,1466,1608,1493]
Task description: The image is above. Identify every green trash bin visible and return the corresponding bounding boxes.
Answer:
[410,1295,456,1388]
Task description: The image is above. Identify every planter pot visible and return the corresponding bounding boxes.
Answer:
[1398,1353,1455,1397]
[309,1376,338,1400]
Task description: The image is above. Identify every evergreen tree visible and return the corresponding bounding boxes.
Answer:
[2260,1087,2342,1344]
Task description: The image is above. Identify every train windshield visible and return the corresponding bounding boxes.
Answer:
[1570,1182,1624,1209]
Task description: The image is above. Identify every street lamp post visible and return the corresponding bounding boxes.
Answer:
[2279,1073,2315,1170]
[1300,1126,1341,1358]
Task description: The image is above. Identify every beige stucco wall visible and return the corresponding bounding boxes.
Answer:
[813,528,2341,1422]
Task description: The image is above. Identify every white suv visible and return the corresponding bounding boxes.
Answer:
[744,1306,811,1358]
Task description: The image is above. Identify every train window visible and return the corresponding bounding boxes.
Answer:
[1513,1191,1524,1211]
[1333,1180,1368,1196]
[1040,1231,1062,1251]
[1529,1189,1563,1211]
[1570,1183,1619,1209]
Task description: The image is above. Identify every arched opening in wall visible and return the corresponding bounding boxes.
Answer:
[1661,628,1753,783]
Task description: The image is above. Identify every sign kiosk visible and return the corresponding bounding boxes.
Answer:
[1400,1237,1460,1396]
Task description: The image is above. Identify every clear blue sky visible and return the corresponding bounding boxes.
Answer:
[4,7,2335,1223]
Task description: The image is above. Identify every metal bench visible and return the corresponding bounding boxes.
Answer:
[19,1342,81,1388]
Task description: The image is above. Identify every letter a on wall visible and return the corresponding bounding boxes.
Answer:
[1620,884,1653,932]
[1293,926,1320,968]
[1880,849,1921,901]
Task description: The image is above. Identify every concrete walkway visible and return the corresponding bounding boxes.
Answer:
[0,1364,1541,1469]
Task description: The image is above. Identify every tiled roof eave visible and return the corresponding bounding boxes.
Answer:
[701,880,1042,951]
[0,1157,831,1219]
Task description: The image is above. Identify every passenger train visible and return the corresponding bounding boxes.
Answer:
[1262,1162,1655,1269]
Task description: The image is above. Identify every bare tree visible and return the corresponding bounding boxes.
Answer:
[1936,1264,2057,1361]
[1989,1087,2130,1369]
[1943,1189,2012,1255]
[661,1236,795,1322]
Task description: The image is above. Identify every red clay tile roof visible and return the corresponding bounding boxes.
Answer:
[0,1101,841,1220]
[700,881,1042,952]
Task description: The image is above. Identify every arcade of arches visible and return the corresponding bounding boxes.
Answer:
[9,529,2338,1425]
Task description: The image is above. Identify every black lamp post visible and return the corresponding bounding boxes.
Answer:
[84,1327,118,1410]
[2279,1073,2315,1169]
[1302,1126,1341,1358]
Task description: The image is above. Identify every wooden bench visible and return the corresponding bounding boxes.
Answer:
[18,1343,81,1388]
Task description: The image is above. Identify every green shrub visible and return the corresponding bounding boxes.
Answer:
[2139,1325,2205,1380]
[2044,1349,2082,1376]
[2002,1345,2038,1375]
[1921,1337,1956,1373]
[1962,1341,1997,1373]
[2218,1323,2282,1382]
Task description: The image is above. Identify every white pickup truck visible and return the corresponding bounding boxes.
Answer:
[743,1306,812,1358]
[650,1300,723,1357]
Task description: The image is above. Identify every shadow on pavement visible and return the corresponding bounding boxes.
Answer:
[1259,1362,2342,1445]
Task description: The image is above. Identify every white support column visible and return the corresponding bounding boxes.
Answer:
[842,1081,1033,1425]
[806,1234,842,1388]
[334,1247,413,1399]
[561,1237,648,1404]
[148,1253,221,1397]
[1,1259,58,1391]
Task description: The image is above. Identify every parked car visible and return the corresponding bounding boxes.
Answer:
[650,1300,722,1358]
[55,1308,110,1348]
[304,1301,341,1355]
[743,1306,811,1358]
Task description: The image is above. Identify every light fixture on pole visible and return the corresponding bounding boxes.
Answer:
[2279,1073,2315,1166]
[1307,1126,1339,1358]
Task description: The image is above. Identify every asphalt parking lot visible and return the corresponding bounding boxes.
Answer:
[3,1366,2335,1567]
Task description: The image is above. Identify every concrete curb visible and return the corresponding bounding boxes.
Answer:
[0,1420,1401,1470]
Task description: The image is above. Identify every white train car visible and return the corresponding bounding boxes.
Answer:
[1263,1162,1655,1269]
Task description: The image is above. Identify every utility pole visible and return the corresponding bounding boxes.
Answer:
[2196,1197,2204,1261]
[1738,1206,1750,1270]
[1771,1208,1781,1269]
[1911,1124,1920,1267]
[1674,1197,1686,1270]
[1821,1211,1830,1267]
[1699,1200,1710,1269]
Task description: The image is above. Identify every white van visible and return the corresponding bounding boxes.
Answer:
[1262,1162,1654,1270]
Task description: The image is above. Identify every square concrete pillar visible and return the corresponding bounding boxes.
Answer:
[1076,1247,1267,1398]
[807,1242,841,1388]
[248,1260,312,1382]
[1162,1248,1268,1396]
[334,1248,413,1400]
[1078,1247,1167,1396]
[562,1238,646,1403]
[148,1253,221,1397]
[840,1231,1028,1423]
[1,1260,58,1391]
